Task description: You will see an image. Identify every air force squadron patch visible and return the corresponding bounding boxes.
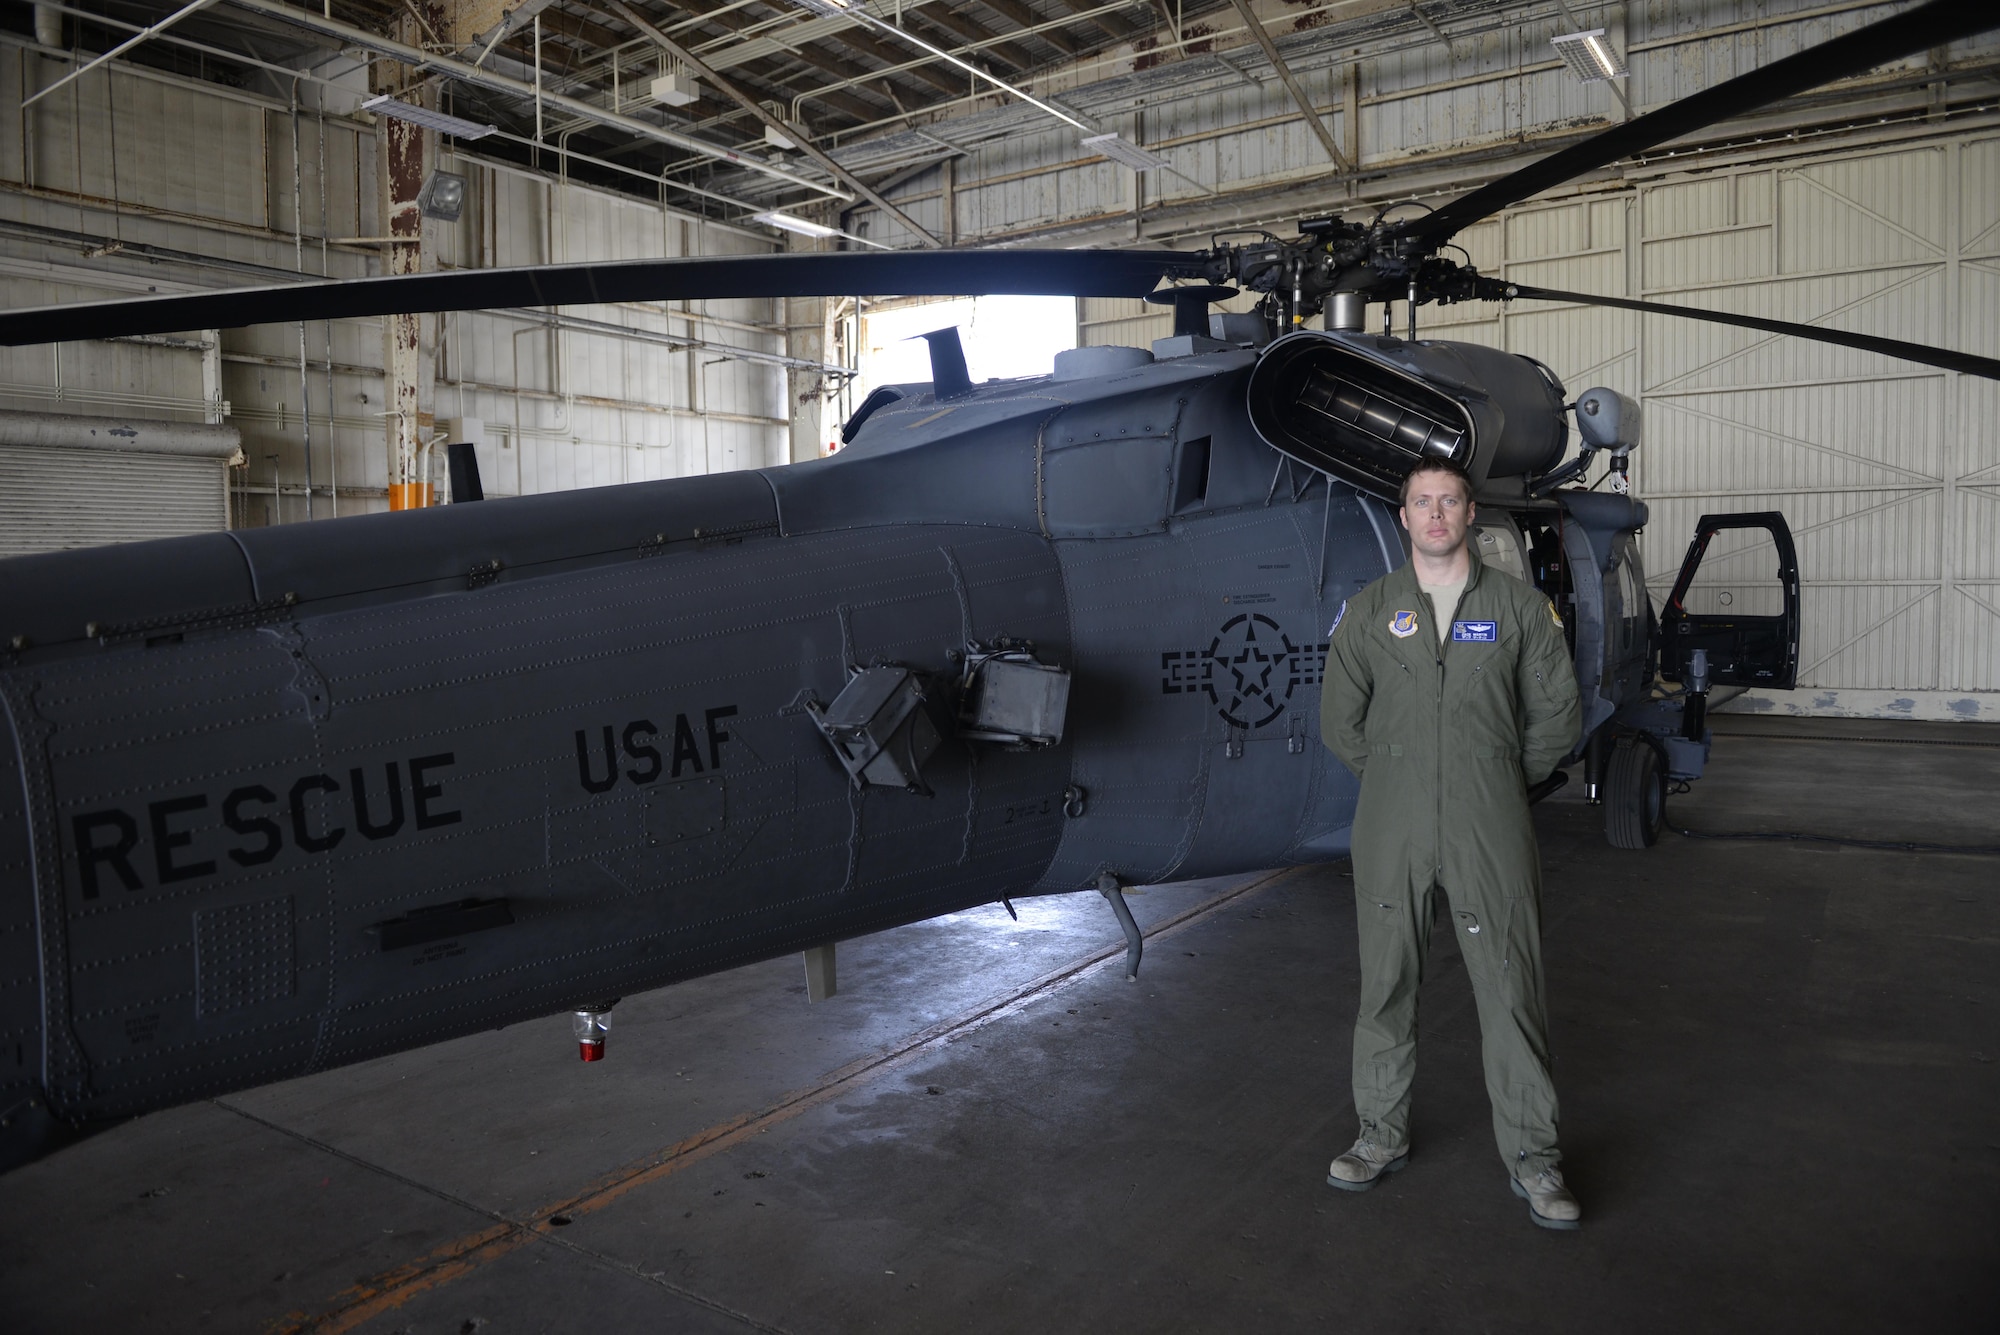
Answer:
[1451,620,1498,643]
[1327,600,1347,638]
[1388,609,1420,639]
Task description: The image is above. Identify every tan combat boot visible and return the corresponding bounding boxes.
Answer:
[1325,1137,1409,1192]
[1511,1166,1582,1230]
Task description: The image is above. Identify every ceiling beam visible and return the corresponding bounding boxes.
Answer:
[908,4,1037,75]
[649,0,956,111]
[605,0,943,244]
[221,0,848,198]
[816,19,973,98]
[974,0,1078,58]
[576,2,896,123]
[1046,0,1141,44]
[1221,0,1351,171]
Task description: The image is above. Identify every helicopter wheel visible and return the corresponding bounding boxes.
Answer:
[1603,738,1666,850]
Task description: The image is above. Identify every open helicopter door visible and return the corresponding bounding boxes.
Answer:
[1658,512,1800,691]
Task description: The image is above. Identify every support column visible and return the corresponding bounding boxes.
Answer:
[373,17,440,510]
[1343,63,1360,172]
[943,156,956,247]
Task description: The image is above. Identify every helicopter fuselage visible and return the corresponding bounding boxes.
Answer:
[0,344,1417,1169]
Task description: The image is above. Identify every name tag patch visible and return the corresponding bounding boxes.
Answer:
[1452,620,1498,643]
[1388,610,1420,639]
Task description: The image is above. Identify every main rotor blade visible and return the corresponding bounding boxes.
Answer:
[0,250,1205,347]
[1499,282,2000,382]
[1410,0,1998,242]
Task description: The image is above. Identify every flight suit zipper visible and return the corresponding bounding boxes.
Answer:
[1432,582,1465,887]
[1431,574,1475,887]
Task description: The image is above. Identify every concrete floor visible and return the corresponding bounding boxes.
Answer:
[2,717,1996,1334]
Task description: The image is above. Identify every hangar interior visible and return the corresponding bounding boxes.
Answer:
[0,0,1995,1330]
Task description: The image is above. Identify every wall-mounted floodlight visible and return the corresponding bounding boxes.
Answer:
[1550,29,1628,81]
[1082,132,1168,172]
[417,171,469,223]
[362,94,498,139]
[752,210,841,238]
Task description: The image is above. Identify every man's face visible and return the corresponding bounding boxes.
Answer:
[1400,471,1474,560]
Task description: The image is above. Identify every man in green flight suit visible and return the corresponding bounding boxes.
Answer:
[1319,456,1585,1230]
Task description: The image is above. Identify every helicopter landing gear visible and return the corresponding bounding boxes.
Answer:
[1603,738,1667,850]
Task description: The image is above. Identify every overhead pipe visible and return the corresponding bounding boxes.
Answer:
[604,0,941,248]
[24,0,218,109]
[219,0,850,201]
[0,409,241,458]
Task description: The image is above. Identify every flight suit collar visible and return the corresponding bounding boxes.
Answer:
[1380,544,1488,653]
[1385,542,1488,602]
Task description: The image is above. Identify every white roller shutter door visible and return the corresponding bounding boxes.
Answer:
[0,411,239,557]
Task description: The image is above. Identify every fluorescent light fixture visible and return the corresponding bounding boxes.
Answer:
[1550,29,1628,81]
[1082,132,1168,172]
[753,210,841,238]
[751,211,891,250]
[765,124,798,151]
[362,94,497,139]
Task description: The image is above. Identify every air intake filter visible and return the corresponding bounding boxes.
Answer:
[1295,370,1468,461]
[1246,332,1567,502]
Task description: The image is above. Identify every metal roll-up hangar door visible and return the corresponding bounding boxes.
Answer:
[0,410,242,558]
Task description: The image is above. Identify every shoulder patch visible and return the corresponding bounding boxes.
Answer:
[1327,600,1347,638]
[1388,609,1420,639]
[1547,597,1564,628]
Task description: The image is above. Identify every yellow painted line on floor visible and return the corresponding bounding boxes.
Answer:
[270,867,1304,1334]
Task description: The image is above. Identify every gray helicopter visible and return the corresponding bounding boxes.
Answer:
[0,0,1992,1173]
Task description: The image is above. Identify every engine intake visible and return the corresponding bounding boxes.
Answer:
[1294,370,1469,462]
[1246,332,1568,502]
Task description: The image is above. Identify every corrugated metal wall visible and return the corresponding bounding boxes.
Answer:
[855,0,1988,252]
[1419,130,2000,713]
[0,40,787,531]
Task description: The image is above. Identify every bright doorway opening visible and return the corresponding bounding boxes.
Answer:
[835,295,1077,451]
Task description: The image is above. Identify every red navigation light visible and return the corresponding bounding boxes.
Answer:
[572,1009,611,1062]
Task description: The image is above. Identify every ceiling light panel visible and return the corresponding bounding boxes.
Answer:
[752,211,841,238]
[1083,133,1168,172]
[1550,29,1628,82]
[362,94,497,139]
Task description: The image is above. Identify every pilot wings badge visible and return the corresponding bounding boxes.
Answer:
[1388,609,1420,639]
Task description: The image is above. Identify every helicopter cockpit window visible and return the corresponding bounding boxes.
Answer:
[1673,526,1785,618]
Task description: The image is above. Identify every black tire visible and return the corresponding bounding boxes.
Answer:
[1603,738,1666,849]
